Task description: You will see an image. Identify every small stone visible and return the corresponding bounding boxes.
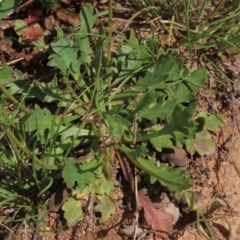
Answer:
[161,147,189,167]
[214,183,224,193]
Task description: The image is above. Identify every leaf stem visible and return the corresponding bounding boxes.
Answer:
[2,123,61,170]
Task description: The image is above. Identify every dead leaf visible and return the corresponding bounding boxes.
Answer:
[56,9,80,26]
[21,25,43,41]
[163,202,180,225]
[116,151,134,191]
[60,0,71,5]
[24,50,46,63]
[23,16,41,26]
[138,192,173,238]
[0,39,15,55]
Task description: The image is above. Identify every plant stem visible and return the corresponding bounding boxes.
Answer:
[107,0,113,109]
[183,0,192,57]
[3,123,61,170]
[0,84,31,114]
[199,211,215,240]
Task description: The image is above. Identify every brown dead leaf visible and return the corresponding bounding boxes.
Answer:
[22,25,43,41]
[138,192,173,238]
[23,16,41,26]
[24,50,46,63]
[116,151,134,191]
[0,39,15,55]
[60,0,71,5]
[56,9,80,26]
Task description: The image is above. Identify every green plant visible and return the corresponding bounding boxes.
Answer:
[0,0,22,20]
[0,2,228,239]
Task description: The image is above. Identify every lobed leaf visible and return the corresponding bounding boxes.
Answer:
[62,197,83,227]
[94,194,115,223]
[119,146,192,192]
[62,158,96,191]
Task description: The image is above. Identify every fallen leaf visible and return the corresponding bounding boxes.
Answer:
[23,16,41,26]
[138,192,173,238]
[24,51,46,63]
[56,9,80,25]
[21,25,43,41]
[0,39,16,55]
[163,202,180,225]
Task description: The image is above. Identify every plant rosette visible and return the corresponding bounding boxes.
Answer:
[14,17,48,49]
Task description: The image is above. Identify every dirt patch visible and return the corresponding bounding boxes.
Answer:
[179,114,240,240]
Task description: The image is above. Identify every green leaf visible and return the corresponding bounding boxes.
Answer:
[6,80,45,98]
[62,158,95,191]
[50,37,78,68]
[59,126,93,140]
[94,195,115,223]
[71,5,97,64]
[62,158,80,188]
[0,0,22,20]
[136,158,191,192]
[152,55,183,82]
[40,76,70,104]
[150,135,173,152]
[69,58,82,80]
[136,55,184,91]
[96,176,118,195]
[137,102,198,143]
[174,69,206,103]
[130,90,160,118]
[0,144,15,167]
[79,5,97,36]
[139,97,177,123]
[130,145,149,158]
[24,105,54,132]
[118,146,192,192]
[0,64,11,84]
[218,33,240,54]
[205,114,226,132]
[160,102,198,138]
[185,69,207,91]
[194,139,215,156]
[14,19,28,36]
[185,130,216,156]
[207,198,226,215]
[47,53,68,75]
[62,197,83,226]
[104,112,131,139]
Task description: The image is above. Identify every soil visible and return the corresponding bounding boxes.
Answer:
[1,1,240,240]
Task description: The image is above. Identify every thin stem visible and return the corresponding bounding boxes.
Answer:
[107,0,113,109]
[183,0,192,57]
[3,123,61,170]
[0,84,31,114]
[199,211,215,240]
[107,0,113,61]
